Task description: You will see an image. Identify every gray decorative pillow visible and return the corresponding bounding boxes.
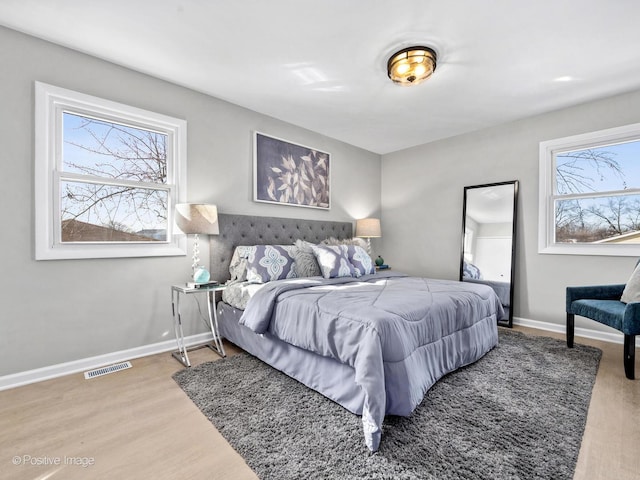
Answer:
[346,245,375,276]
[293,239,321,277]
[621,263,640,303]
[321,237,368,249]
[311,244,356,279]
[246,245,297,283]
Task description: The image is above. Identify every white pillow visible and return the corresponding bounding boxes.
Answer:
[621,263,640,303]
[321,237,368,249]
[228,246,251,281]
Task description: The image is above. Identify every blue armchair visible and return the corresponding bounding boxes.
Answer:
[566,284,640,379]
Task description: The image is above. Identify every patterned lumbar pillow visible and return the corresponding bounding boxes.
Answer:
[245,245,298,283]
[346,245,375,276]
[462,261,483,280]
[311,244,357,279]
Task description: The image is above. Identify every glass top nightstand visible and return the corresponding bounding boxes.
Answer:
[171,284,227,367]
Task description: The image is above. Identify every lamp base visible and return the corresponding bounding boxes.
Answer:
[193,266,211,283]
[186,280,219,289]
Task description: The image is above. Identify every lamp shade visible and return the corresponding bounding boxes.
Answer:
[175,204,219,235]
[355,218,381,238]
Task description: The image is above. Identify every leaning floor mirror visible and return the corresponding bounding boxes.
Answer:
[460,180,518,327]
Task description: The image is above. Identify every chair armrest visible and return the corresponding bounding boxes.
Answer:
[623,302,640,335]
[566,284,626,312]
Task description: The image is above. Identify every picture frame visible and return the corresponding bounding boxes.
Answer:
[253,131,330,210]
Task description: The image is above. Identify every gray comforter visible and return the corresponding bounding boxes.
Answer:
[239,271,502,451]
[464,278,511,307]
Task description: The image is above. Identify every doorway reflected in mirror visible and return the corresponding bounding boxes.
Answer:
[460,181,518,327]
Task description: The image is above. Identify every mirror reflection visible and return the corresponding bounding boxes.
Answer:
[460,181,518,327]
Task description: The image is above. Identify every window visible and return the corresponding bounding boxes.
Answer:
[539,122,640,256]
[463,227,474,262]
[35,82,187,260]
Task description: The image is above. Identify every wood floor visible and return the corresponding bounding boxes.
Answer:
[1,326,638,480]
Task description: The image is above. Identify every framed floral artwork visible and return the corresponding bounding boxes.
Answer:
[253,132,330,209]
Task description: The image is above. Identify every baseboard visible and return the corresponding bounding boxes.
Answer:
[2,318,637,392]
[513,316,640,346]
[0,332,213,392]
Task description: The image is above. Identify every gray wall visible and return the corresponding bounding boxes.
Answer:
[381,88,640,331]
[5,21,638,378]
[0,26,381,377]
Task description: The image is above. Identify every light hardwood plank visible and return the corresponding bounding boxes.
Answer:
[0,328,638,479]
[0,343,257,480]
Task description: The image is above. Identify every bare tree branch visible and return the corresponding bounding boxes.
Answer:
[556,149,623,194]
[62,117,168,237]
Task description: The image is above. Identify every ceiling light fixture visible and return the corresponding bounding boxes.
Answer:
[387,46,437,86]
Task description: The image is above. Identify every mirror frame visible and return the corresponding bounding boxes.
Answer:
[459,180,518,328]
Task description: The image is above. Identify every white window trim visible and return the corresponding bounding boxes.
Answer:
[538,122,640,256]
[35,81,187,260]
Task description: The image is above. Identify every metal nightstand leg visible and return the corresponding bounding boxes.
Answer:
[171,289,191,367]
[206,289,226,358]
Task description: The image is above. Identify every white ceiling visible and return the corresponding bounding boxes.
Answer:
[2,1,640,155]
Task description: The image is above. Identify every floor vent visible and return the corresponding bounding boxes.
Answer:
[84,361,132,379]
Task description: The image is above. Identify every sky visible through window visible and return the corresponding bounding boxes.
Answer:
[557,140,640,192]
[60,112,168,241]
[555,139,640,243]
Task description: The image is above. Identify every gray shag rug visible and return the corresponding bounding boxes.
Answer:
[173,330,601,480]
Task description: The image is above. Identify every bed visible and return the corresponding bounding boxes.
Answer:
[210,214,502,452]
[462,261,511,320]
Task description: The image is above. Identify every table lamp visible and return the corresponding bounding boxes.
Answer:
[355,218,381,255]
[175,203,219,283]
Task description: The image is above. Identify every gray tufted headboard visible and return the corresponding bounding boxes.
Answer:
[209,213,353,282]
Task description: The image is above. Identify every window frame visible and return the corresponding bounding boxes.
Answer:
[538,122,640,256]
[35,81,187,260]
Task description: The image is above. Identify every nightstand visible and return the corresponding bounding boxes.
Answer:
[170,284,227,367]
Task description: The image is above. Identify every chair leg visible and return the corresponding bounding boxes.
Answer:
[566,313,575,348]
[624,335,635,380]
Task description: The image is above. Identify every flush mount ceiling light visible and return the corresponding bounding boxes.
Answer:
[387,46,437,86]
